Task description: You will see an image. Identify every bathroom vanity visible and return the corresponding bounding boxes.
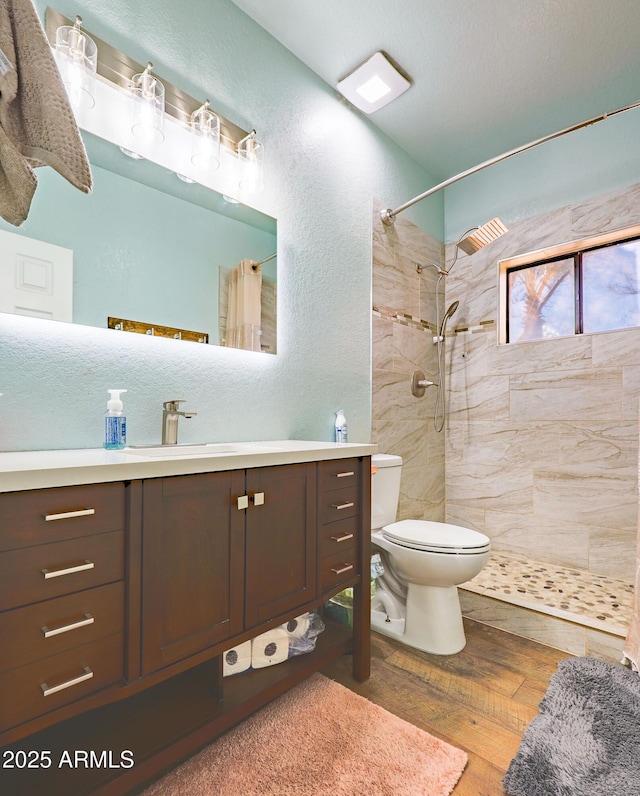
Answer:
[0,441,374,795]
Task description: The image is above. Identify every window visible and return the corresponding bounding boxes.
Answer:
[499,225,640,344]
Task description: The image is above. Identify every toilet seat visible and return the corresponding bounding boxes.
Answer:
[381,519,490,555]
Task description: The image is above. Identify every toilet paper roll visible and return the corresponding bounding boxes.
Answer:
[222,640,252,677]
[280,613,310,639]
[251,627,289,669]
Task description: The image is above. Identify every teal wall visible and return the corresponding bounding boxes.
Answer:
[1,0,442,451]
[444,108,640,241]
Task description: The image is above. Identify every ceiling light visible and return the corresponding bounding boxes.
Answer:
[337,51,410,114]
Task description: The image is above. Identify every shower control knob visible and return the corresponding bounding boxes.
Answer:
[411,370,437,398]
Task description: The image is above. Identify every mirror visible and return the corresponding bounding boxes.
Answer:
[0,131,277,353]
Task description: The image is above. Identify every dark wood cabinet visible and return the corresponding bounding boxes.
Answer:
[244,463,316,628]
[141,470,245,674]
[0,454,371,796]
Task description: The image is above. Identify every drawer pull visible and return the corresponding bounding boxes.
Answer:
[42,614,95,639]
[331,501,355,511]
[42,560,95,580]
[330,533,354,543]
[333,471,355,478]
[44,508,96,522]
[330,564,354,576]
[41,666,93,697]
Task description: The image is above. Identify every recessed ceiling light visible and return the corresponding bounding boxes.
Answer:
[337,51,410,114]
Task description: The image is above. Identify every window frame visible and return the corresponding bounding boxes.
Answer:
[498,224,640,344]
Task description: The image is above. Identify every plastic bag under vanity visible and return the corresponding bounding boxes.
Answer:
[324,554,383,627]
[222,612,325,677]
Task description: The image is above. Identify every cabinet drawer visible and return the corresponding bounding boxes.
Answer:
[0,632,123,732]
[0,483,125,552]
[318,458,359,493]
[0,582,124,674]
[318,485,359,525]
[318,547,358,593]
[318,516,358,558]
[0,531,124,611]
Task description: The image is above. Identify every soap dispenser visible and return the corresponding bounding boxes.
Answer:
[334,409,348,443]
[104,389,127,450]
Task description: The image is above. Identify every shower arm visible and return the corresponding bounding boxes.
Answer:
[380,97,640,226]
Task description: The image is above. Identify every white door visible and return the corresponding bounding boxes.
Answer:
[0,229,73,321]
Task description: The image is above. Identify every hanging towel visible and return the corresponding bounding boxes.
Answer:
[0,0,92,226]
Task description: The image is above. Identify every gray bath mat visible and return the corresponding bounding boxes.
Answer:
[503,656,640,796]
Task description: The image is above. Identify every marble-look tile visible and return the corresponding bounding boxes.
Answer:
[571,182,640,237]
[372,259,420,318]
[372,367,433,423]
[398,463,445,522]
[556,420,638,469]
[392,323,434,375]
[447,373,511,422]
[622,365,640,421]
[533,467,637,531]
[588,528,638,582]
[591,327,640,368]
[375,418,430,470]
[509,369,623,422]
[444,504,487,533]
[446,421,564,467]
[482,511,590,569]
[586,629,626,665]
[459,591,587,656]
[446,463,533,513]
[490,334,592,374]
[372,315,394,372]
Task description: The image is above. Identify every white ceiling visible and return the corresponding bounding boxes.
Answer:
[232,0,640,180]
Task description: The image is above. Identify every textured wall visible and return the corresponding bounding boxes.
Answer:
[444,181,640,582]
[371,203,446,521]
[0,0,442,452]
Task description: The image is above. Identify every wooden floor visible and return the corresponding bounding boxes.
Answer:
[322,617,571,796]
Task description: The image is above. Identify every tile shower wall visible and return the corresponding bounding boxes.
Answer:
[444,181,640,583]
[372,203,446,521]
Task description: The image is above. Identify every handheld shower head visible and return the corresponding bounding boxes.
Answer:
[439,300,459,337]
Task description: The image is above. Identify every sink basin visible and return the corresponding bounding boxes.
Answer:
[124,443,280,457]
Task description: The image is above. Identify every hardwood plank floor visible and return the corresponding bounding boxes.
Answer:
[322,617,572,796]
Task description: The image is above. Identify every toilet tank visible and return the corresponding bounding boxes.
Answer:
[371,453,402,530]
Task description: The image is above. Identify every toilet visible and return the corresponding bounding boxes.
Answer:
[370,453,490,655]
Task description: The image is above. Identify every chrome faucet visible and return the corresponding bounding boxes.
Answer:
[161,400,197,445]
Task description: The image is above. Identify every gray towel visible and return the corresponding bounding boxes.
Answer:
[0,0,93,226]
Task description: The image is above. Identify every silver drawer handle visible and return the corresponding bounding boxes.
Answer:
[42,614,95,638]
[330,533,354,543]
[41,666,93,697]
[42,560,95,580]
[331,502,355,510]
[330,564,354,575]
[333,471,355,478]
[44,508,95,522]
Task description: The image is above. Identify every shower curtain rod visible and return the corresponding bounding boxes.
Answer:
[380,97,640,226]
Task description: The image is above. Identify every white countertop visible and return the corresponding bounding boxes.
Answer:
[0,440,378,493]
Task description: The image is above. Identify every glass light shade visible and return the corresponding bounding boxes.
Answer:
[190,101,220,170]
[238,130,264,193]
[55,17,97,112]
[130,64,165,144]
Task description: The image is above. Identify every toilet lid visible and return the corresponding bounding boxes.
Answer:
[381,519,491,554]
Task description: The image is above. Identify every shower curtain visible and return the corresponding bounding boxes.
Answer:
[225,258,262,352]
[623,458,640,672]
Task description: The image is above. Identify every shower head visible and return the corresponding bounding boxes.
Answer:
[457,217,508,255]
[439,300,459,337]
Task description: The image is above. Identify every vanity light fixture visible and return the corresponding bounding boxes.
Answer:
[54,15,97,111]
[190,100,221,171]
[337,51,410,114]
[238,130,264,194]
[130,62,165,144]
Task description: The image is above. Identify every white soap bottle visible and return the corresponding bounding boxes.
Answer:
[335,409,348,443]
[104,389,127,450]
